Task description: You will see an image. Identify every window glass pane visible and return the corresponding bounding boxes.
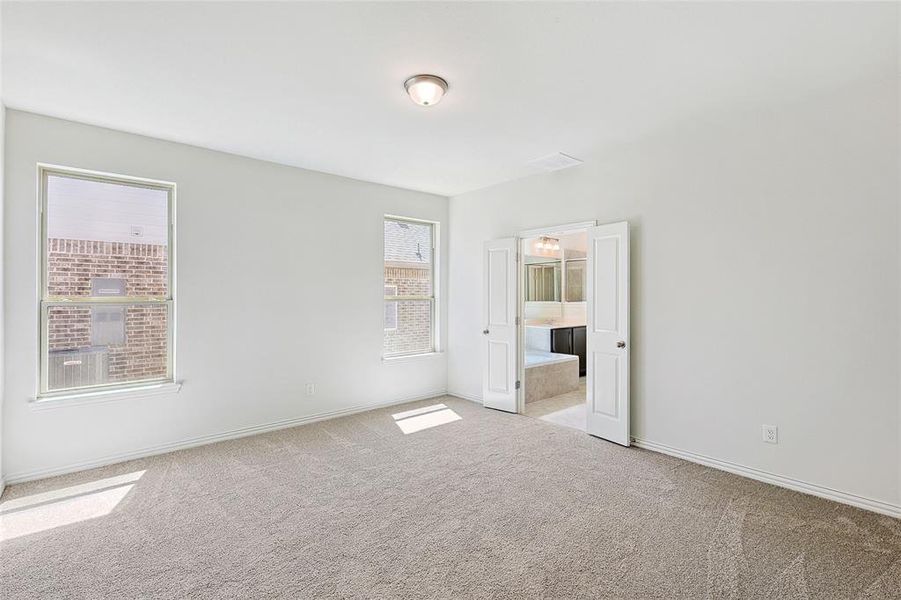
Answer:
[46,174,169,297]
[46,303,169,391]
[383,300,432,357]
[384,219,432,296]
[384,218,435,357]
[565,260,586,302]
[384,286,398,330]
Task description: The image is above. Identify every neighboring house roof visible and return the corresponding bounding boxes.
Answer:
[384,219,432,265]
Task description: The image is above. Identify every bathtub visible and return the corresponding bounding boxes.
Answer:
[524,350,579,403]
[525,350,577,367]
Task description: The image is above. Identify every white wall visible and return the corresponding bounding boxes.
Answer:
[0,4,5,493]
[448,76,901,506]
[3,110,448,481]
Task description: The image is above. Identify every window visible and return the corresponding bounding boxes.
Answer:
[383,216,436,357]
[40,166,175,396]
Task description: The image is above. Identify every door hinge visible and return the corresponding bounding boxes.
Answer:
[515,380,521,390]
[515,316,521,326]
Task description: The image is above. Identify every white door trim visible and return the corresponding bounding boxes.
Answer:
[518,220,597,239]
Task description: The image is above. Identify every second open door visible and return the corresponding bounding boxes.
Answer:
[482,237,519,413]
[585,222,630,446]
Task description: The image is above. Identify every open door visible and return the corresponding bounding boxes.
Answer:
[482,238,518,413]
[585,222,630,445]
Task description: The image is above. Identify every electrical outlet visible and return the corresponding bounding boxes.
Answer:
[762,425,778,444]
[305,383,315,396]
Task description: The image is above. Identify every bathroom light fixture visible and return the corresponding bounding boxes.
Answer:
[404,74,448,106]
[536,236,560,252]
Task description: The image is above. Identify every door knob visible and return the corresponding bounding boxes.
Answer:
[483,329,490,335]
[617,340,626,348]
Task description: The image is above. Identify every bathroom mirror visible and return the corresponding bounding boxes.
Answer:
[565,259,586,302]
[525,261,561,302]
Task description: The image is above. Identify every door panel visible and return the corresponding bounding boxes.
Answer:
[488,249,510,324]
[482,238,518,412]
[585,222,630,445]
[488,340,510,393]
[591,352,619,417]
[592,237,620,332]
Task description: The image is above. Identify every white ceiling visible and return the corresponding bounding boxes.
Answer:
[2,2,894,196]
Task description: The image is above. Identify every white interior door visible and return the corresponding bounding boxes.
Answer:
[482,238,518,413]
[585,222,630,445]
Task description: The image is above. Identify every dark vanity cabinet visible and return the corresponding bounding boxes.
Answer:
[550,328,572,355]
[551,326,587,376]
[572,327,587,376]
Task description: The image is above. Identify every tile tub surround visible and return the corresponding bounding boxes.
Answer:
[525,352,579,403]
[526,326,552,352]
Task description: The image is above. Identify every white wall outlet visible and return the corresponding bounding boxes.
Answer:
[305,383,315,396]
[762,425,778,444]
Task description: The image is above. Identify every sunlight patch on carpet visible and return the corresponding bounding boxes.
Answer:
[0,470,144,541]
[392,404,461,434]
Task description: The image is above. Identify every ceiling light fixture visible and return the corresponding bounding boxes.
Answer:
[404,74,448,107]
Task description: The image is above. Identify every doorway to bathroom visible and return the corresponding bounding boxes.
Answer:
[521,226,589,431]
[481,220,631,446]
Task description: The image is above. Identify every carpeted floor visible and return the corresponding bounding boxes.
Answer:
[2,396,900,599]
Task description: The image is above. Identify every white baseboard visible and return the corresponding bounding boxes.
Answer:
[11,393,897,521]
[4,389,448,486]
[448,390,482,404]
[632,437,901,520]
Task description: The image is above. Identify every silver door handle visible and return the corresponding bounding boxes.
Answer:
[617,340,626,348]
[483,329,490,335]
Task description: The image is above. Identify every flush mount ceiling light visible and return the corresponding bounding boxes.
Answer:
[404,74,448,107]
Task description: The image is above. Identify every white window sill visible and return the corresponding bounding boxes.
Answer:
[31,381,182,409]
[382,352,444,364]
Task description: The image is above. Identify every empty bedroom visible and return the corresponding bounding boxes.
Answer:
[0,2,899,598]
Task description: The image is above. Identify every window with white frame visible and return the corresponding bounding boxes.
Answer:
[39,166,175,396]
[383,216,436,357]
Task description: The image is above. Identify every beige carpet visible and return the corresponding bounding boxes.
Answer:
[2,396,900,599]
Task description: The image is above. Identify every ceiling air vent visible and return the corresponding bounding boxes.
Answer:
[527,152,584,172]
